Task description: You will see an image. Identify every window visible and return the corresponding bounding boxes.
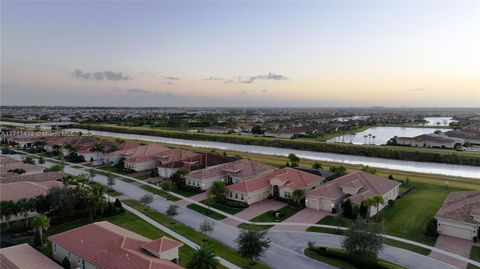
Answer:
[240,194,244,200]
[235,193,238,199]
[229,192,232,198]
[53,243,56,254]
[68,252,71,259]
[284,192,291,198]
[82,260,86,269]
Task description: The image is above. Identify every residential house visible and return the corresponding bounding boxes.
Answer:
[227,167,324,205]
[0,156,43,177]
[49,221,183,269]
[0,243,62,269]
[0,171,63,183]
[185,159,276,190]
[395,133,464,149]
[123,144,171,171]
[155,148,200,177]
[102,141,141,165]
[435,191,480,240]
[306,172,400,216]
[157,152,234,178]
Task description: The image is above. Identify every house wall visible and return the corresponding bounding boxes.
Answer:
[227,187,270,205]
[158,167,178,178]
[52,243,96,269]
[124,160,156,172]
[185,177,223,190]
[159,247,180,261]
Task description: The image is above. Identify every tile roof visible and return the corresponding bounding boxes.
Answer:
[0,243,62,269]
[0,156,21,165]
[124,144,171,163]
[435,191,480,224]
[0,181,63,201]
[141,237,183,254]
[307,171,400,201]
[0,162,43,175]
[157,148,200,168]
[48,221,183,269]
[186,159,275,181]
[227,167,324,193]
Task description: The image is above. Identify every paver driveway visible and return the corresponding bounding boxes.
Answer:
[430,235,472,269]
[271,208,330,231]
[223,199,286,226]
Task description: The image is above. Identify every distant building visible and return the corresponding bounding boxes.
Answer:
[395,133,464,149]
[49,221,183,269]
[157,153,235,178]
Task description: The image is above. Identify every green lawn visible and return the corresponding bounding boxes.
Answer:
[249,206,300,223]
[107,189,122,197]
[123,200,271,269]
[135,174,151,180]
[171,188,203,197]
[200,200,246,215]
[304,248,406,269]
[140,185,181,201]
[304,248,358,269]
[468,246,480,269]
[187,203,226,220]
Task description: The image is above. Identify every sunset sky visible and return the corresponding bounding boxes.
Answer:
[1,1,479,107]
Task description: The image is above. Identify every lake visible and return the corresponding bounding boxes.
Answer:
[327,126,449,145]
[60,128,479,179]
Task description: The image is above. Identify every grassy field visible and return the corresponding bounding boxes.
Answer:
[186,203,226,220]
[14,211,199,268]
[140,185,181,201]
[171,188,203,197]
[468,246,480,269]
[200,200,246,215]
[123,199,271,269]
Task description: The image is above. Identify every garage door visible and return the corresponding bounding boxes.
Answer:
[320,200,332,211]
[441,224,473,240]
[306,198,319,210]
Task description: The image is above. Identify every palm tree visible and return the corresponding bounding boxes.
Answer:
[372,135,376,145]
[208,181,226,204]
[52,144,62,154]
[361,198,376,218]
[363,135,368,144]
[0,200,18,230]
[90,138,105,161]
[187,244,220,269]
[291,189,305,208]
[38,157,45,168]
[368,134,372,144]
[86,184,107,221]
[64,143,77,155]
[16,198,34,227]
[372,195,385,220]
[31,214,50,246]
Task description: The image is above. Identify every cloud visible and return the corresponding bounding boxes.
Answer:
[71,69,130,81]
[125,88,149,94]
[165,81,174,85]
[261,89,268,93]
[164,76,180,81]
[204,76,226,81]
[408,88,426,92]
[239,73,288,84]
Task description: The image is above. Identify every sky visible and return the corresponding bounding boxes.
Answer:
[1,1,479,107]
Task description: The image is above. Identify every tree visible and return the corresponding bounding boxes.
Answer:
[140,194,154,207]
[236,228,271,265]
[199,219,215,241]
[372,196,385,220]
[330,166,347,177]
[187,244,220,269]
[107,173,116,191]
[86,184,107,221]
[291,189,305,208]
[166,204,179,221]
[160,179,176,191]
[52,144,62,153]
[62,257,71,269]
[109,144,119,153]
[89,169,96,182]
[38,157,45,168]
[361,199,375,218]
[171,167,189,188]
[90,138,105,160]
[31,214,50,247]
[114,198,123,212]
[288,153,300,166]
[342,218,383,264]
[208,181,226,204]
[64,143,77,154]
[312,161,322,170]
[16,198,34,227]
[361,165,377,175]
[341,199,354,219]
[251,125,263,135]
[0,200,18,230]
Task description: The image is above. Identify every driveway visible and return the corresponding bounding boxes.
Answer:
[223,199,286,227]
[271,208,330,231]
[177,192,208,206]
[430,235,472,269]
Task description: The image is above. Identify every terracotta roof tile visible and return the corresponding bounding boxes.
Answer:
[0,244,62,269]
[435,191,480,224]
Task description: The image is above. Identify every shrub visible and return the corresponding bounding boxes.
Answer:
[307,241,316,250]
[62,257,71,269]
[425,218,439,237]
[223,199,249,208]
[387,200,395,207]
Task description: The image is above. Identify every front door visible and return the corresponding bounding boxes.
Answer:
[273,185,279,197]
